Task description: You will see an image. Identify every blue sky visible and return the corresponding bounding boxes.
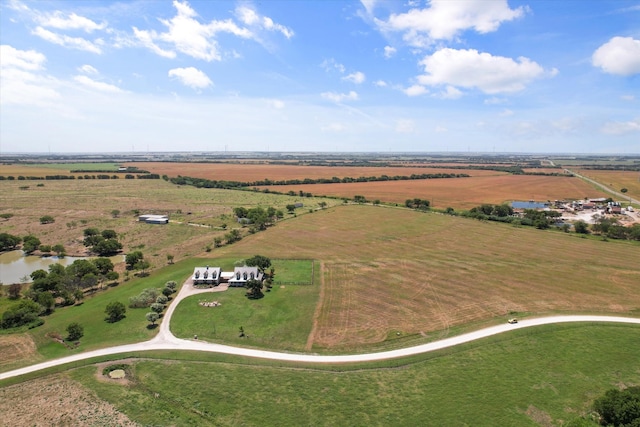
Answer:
[1,0,639,154]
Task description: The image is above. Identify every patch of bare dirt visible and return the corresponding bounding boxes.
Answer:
[0,374,139,426]
[0,333,37,367]
[524,405,554,427]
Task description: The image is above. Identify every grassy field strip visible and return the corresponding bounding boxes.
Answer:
[2,315,639,381]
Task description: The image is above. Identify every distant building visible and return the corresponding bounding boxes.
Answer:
[191,265,263,287]
[138,214,169,224]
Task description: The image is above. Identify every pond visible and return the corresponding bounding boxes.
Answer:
[0,250,124,285]
[511,201,549,209]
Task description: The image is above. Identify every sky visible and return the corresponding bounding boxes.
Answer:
[1,0,639,154]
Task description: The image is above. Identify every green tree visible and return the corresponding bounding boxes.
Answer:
[22,235,41,254]
[134,260,151,276]
[125,251,144,270]
[52,244,66,257]
[150,302,164,314]
[92,257,114,275]
[167,254,174,265]
[101,229,117,239]
[111,209,120,218]
[146,312,159,326]
[245,279,264,299]
[225,229,242,244]
[593,386,640,426]
[165,281,178,291]
[0,233,21,251]
[286,204,296,213]
[1,299,41,329]
[105,301,126,323]
[39,215,55,224]
[245,255,271,274]
[574,220,589,234]
[66,322,84,341]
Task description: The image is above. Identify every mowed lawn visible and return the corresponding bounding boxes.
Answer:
[259,174,607,209]
[214,204,640,351]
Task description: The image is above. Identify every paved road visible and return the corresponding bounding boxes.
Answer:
[2,281,639,380]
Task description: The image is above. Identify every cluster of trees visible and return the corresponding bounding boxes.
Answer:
[405,198,431,210]
[581,215,640,241]
[0,232,22,251]
[129,284,174,308]
[1,257,119,329]
[0,174,159,181]
[168,172,470,190]
[125,251,150,275]
[144,281,177,326]
[233,206,283,231]
[462,204,562,229]
[83,228,123,256]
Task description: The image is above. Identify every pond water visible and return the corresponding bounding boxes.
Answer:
[0,250,124,285]
[511,201,548,209]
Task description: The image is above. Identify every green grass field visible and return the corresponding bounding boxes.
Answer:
[67,323,640,426]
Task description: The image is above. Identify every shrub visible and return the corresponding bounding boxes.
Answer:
[129,288,160,308]
[105,301,126,323]
[66,322,84,341]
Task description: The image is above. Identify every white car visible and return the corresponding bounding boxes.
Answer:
[508,318,518,324]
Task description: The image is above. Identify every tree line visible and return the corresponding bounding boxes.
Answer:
[168,172,469,190]
[0,174,160,180]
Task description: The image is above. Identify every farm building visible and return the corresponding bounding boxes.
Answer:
[138,214,169,224]
[192,266,221,285]
[228,266,263,287]
[191,265,263,287]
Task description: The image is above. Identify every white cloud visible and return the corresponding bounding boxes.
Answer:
[321,91,359,103]
[343,71,366,84]
[134,0,252,61]
[0,44,45,70]
[321,58,345,73]
[270,99,285,109]
[499,109,514,117]
[395,119,414,133]
[417,48,548,94]
[592,37,640,76]
[168,67,213,89]
[435,125,447,133]
[36,11,106,33]
[439,85,462,99]
[73,75,124,93]
[403,84,428,96]
[236,5,294,39]
[374,80,387,87]
[132,27,176,59]
[484,97,507,105]
[383,45,396,58]
[601,118,640,135]
[78,64,98,75]
[621,95,635,101]
[33,26,102,54]
[375,0,527,47]
[0,45,60,106]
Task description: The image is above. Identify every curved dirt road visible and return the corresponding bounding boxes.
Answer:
[2,280,640,381]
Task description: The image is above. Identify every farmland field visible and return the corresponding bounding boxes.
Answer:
[574,169,640,199]
[126,161,504,181]
[213,204,640,350]
[260,174,607,209]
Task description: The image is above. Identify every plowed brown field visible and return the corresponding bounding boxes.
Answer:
[126,162,502,181]
[260,174,607,209]
[575,169,640,198]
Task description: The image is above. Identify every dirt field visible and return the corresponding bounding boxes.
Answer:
[126,162,503,182]
[260,174,607,209]
[218,205,640,349]
[0,334,38,368]
[0,374,139,426]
